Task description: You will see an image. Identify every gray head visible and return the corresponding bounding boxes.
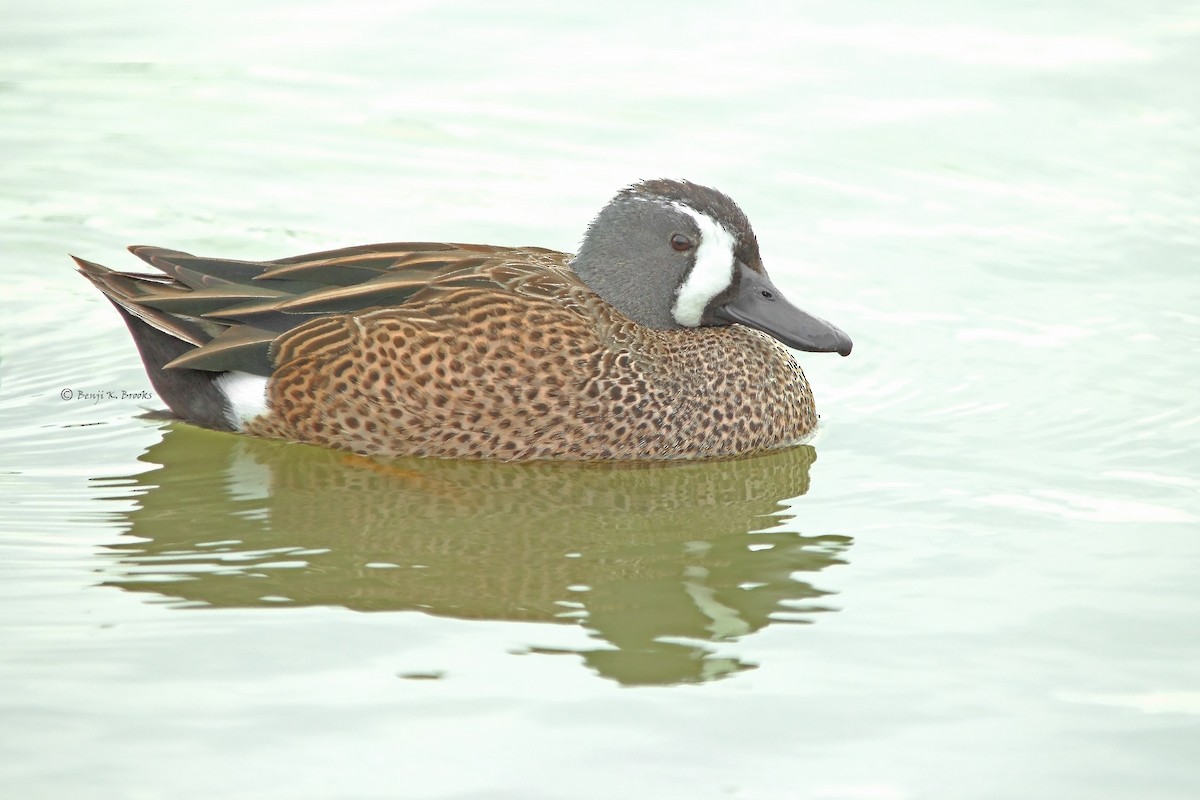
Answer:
[571,179,852,356]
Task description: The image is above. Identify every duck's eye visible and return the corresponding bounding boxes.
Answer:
[670,233,694,252]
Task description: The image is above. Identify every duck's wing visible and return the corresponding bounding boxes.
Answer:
[76,242,571,377]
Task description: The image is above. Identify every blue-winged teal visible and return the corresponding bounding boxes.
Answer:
[74,179,852,461]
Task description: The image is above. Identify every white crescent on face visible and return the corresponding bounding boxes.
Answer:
[669,203,738,328]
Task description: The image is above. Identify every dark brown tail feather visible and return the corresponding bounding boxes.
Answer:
[74,256,236,432]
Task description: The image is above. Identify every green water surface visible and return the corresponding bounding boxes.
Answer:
[2,1,1197,798]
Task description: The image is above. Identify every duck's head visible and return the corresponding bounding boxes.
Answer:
[572,179,852,357]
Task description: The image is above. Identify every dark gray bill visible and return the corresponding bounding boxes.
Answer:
[714,261,853,356]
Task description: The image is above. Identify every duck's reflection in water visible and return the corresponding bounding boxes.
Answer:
[96,426,852,685]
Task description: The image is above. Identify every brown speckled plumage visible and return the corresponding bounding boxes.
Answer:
[74,180,849,461]
[241,246,815,459]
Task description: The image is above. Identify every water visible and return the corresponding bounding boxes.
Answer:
[2,1,1198,798]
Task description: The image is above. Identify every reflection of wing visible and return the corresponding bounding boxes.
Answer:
[99,426,851,685]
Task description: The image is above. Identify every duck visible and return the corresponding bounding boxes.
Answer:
[74,179,852,461]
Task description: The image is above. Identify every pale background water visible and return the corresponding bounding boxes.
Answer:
[2,1,1198,798]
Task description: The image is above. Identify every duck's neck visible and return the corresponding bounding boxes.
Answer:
[569,252,683,332]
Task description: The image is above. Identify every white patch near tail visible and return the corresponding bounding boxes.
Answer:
[670,203,737,327]
[215,371,269,430]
